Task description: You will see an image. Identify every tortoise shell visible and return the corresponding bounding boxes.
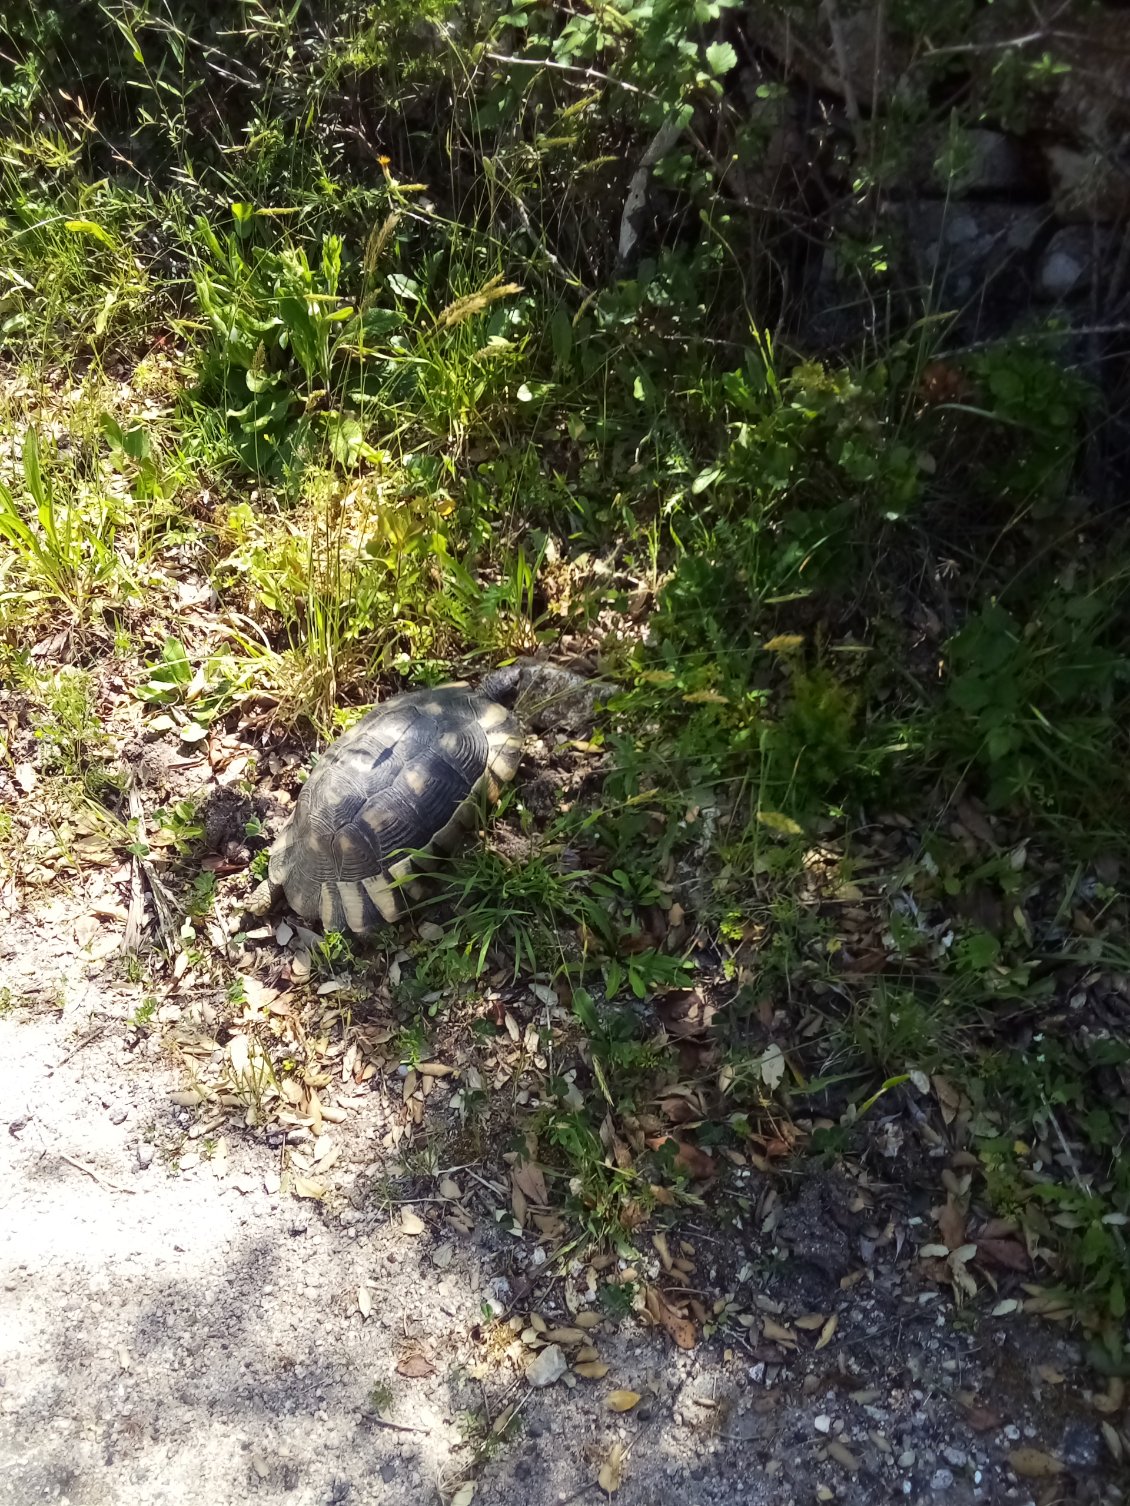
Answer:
[267,683,523,932]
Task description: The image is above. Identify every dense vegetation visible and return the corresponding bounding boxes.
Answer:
[1,1,1127,1366]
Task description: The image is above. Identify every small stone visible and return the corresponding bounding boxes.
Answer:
[108,1106,128,1126]
[527,1344,568,1388]
[898,1451,916,1468]
[136,1143,155,1169]
[1038,229,1091,299]
[930,1468,954,1491]
[814,1415,832,1434]
[943,1446,967,1468]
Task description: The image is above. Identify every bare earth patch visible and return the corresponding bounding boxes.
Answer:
[1,898,1123,1506]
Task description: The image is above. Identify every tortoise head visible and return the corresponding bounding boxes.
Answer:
[479,658,610,736]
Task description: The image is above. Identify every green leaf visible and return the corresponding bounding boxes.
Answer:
[64,218,116,248]
[705,41,737,76]
[326,415,375,467]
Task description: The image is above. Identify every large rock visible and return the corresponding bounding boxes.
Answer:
[743,1,1130,221]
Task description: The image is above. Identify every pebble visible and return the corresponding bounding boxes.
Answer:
[930,1468,954,1491]
[943,1446,967,1468]
[108,1106,128,1125]
[814,1415,832,1434]
[136,1143,155,1169]
[898,1450,916,1468]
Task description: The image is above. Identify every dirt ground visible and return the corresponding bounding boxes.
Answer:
[1,895,1126,1506]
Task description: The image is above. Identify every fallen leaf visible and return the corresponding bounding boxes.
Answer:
[938,1194,966,1252]
[574,1361,610,1379]
[543,1327,586,1345]
[815,1314,838,1350]
[1008,1448,1065,1478]
[511,1161,548,1205]
[451,1483,475,1506]
[762,1318,797,1348]
[606,1390,641,1412]
[397,1352,436,1379]
[961,1402,1002,1432]
[757,1043,786,1090]
[597,1442,624,1495]
[292,1176,326,1200]
[511,1182,528,1228]
[672,1140,715,1179]
[644,1285,697,1350]
[401,1209,426,1235]
[574,1312,602,1329]
[827,1440,859,1472]
[357,1286,372,1319]
[977,1237,1028,1272]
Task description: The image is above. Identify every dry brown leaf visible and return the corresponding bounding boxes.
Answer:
[574,1311,602,1329]
[597,1442,624,1496]
[573,1361,610,1379]
[397,1351,436,1379]
[762,1318,797,1348]
[510,1182,528,1228]
[292,1176,326,1200]
[794,1313,825,1332]
[961,1402,1002,1433]
[543,1327,586,1345]
[658,1095,700,1125]
[826,1440,860,1472]
[937,1194,966,1252]
[977,1237,1028,1272]
[511,1161,548,1205]
[606,1390,641,1412]
[1008,1448,1065,1478]
[644,1285,697,1350]
[815,1314,838,1350]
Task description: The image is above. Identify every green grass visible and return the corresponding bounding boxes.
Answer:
[2,0,1128,1357]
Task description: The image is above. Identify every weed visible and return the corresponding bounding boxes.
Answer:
[152,799,204,856]
[0,430,125,623]
[127,996,158,1032]
[368,1381,394,1415]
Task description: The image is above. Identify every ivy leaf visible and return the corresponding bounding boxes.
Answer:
[705,41,737,76]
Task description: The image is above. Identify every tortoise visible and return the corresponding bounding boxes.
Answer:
[248,661,603,933]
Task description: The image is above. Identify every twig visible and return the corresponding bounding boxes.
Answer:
[46,1024,109,1077]
[371,1415,430,1435]
[820,0,864,147]
[618,114,684,266]
[58,1153,137,1195]
[484,51,657,102]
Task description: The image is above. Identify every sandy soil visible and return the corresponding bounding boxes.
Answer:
[1,897,1125,1506]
